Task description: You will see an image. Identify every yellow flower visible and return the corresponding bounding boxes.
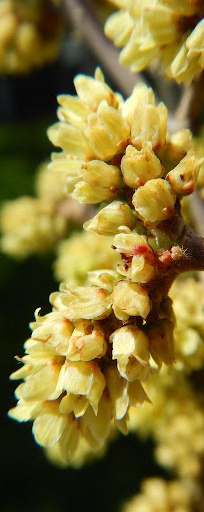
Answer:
[105,0,204,83]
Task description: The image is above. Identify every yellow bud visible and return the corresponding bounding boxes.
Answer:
[166,129,192,160]
[81,393,112,447]
[53,285,112,321]
[57,95,89,129]
[112,280,151,320]
[110,325,150,381]
[47,123,93,160]
[74,72,118,110]
[117,255,155,284]
[121,143,163,188]
[131,102,168,150]
[84,201,135,236]
[132,179,176,224]
[122,83,155,127]
[67,320,107,361]
[57,360,106,415]
[166,152,203,195]
[71,160,120,204]
[104,10,134,48]
[147,319,175,368]
[85,100,130,160]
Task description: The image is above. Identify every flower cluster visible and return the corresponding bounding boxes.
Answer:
[9,298,151,463]
[104,0,204,84]
[0,0,62,74]
[48,69,201,215]
[9,70,203,463]
[123,477,191,512]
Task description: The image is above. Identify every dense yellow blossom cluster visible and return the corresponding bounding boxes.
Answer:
[9,70,204,465]
[105,0,204,84]
[0,0,62,74]
[123,477,192,512]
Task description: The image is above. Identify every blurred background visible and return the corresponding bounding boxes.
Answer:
[0,5,173,511]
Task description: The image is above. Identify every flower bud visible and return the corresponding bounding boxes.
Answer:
[72,160,120,204]
[131,102,168,150]
[104,10,134,48]
[121,142,163,188]
[110,325,150,381]
[47,123,93,160]
[57,360,106,415]
[166,129,192,160]
[84,201,135,236]
[30,309,74,356]
[67,320,107,361]
[85,100,130,160]
[113,232,155,283]
[80,392,113,448]
[57,95,89,130]
[147,319,175,368]
[51,285,112,321]
[166,152,203,195]
[87,270,117,291]
[112,280,151,320]
[74,70,119,110]
[132,179,176,224]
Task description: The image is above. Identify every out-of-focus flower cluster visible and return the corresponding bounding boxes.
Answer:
[170,277,204,372]
[104,0,204,84]
[0,162,88,259]
[0,0,62,74]
[123,477,192,512]
[9,70,204,466]
[55,230,120,285]
[129,369,204,479]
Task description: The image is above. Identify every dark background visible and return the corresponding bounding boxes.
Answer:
[0,38,168,512]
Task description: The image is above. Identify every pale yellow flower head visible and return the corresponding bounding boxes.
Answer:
[48,69,201,235]
[0,0,62,74]
[9,293,152,463]
[105,0,204,84]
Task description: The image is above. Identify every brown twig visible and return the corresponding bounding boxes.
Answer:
[174,72,204,133]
